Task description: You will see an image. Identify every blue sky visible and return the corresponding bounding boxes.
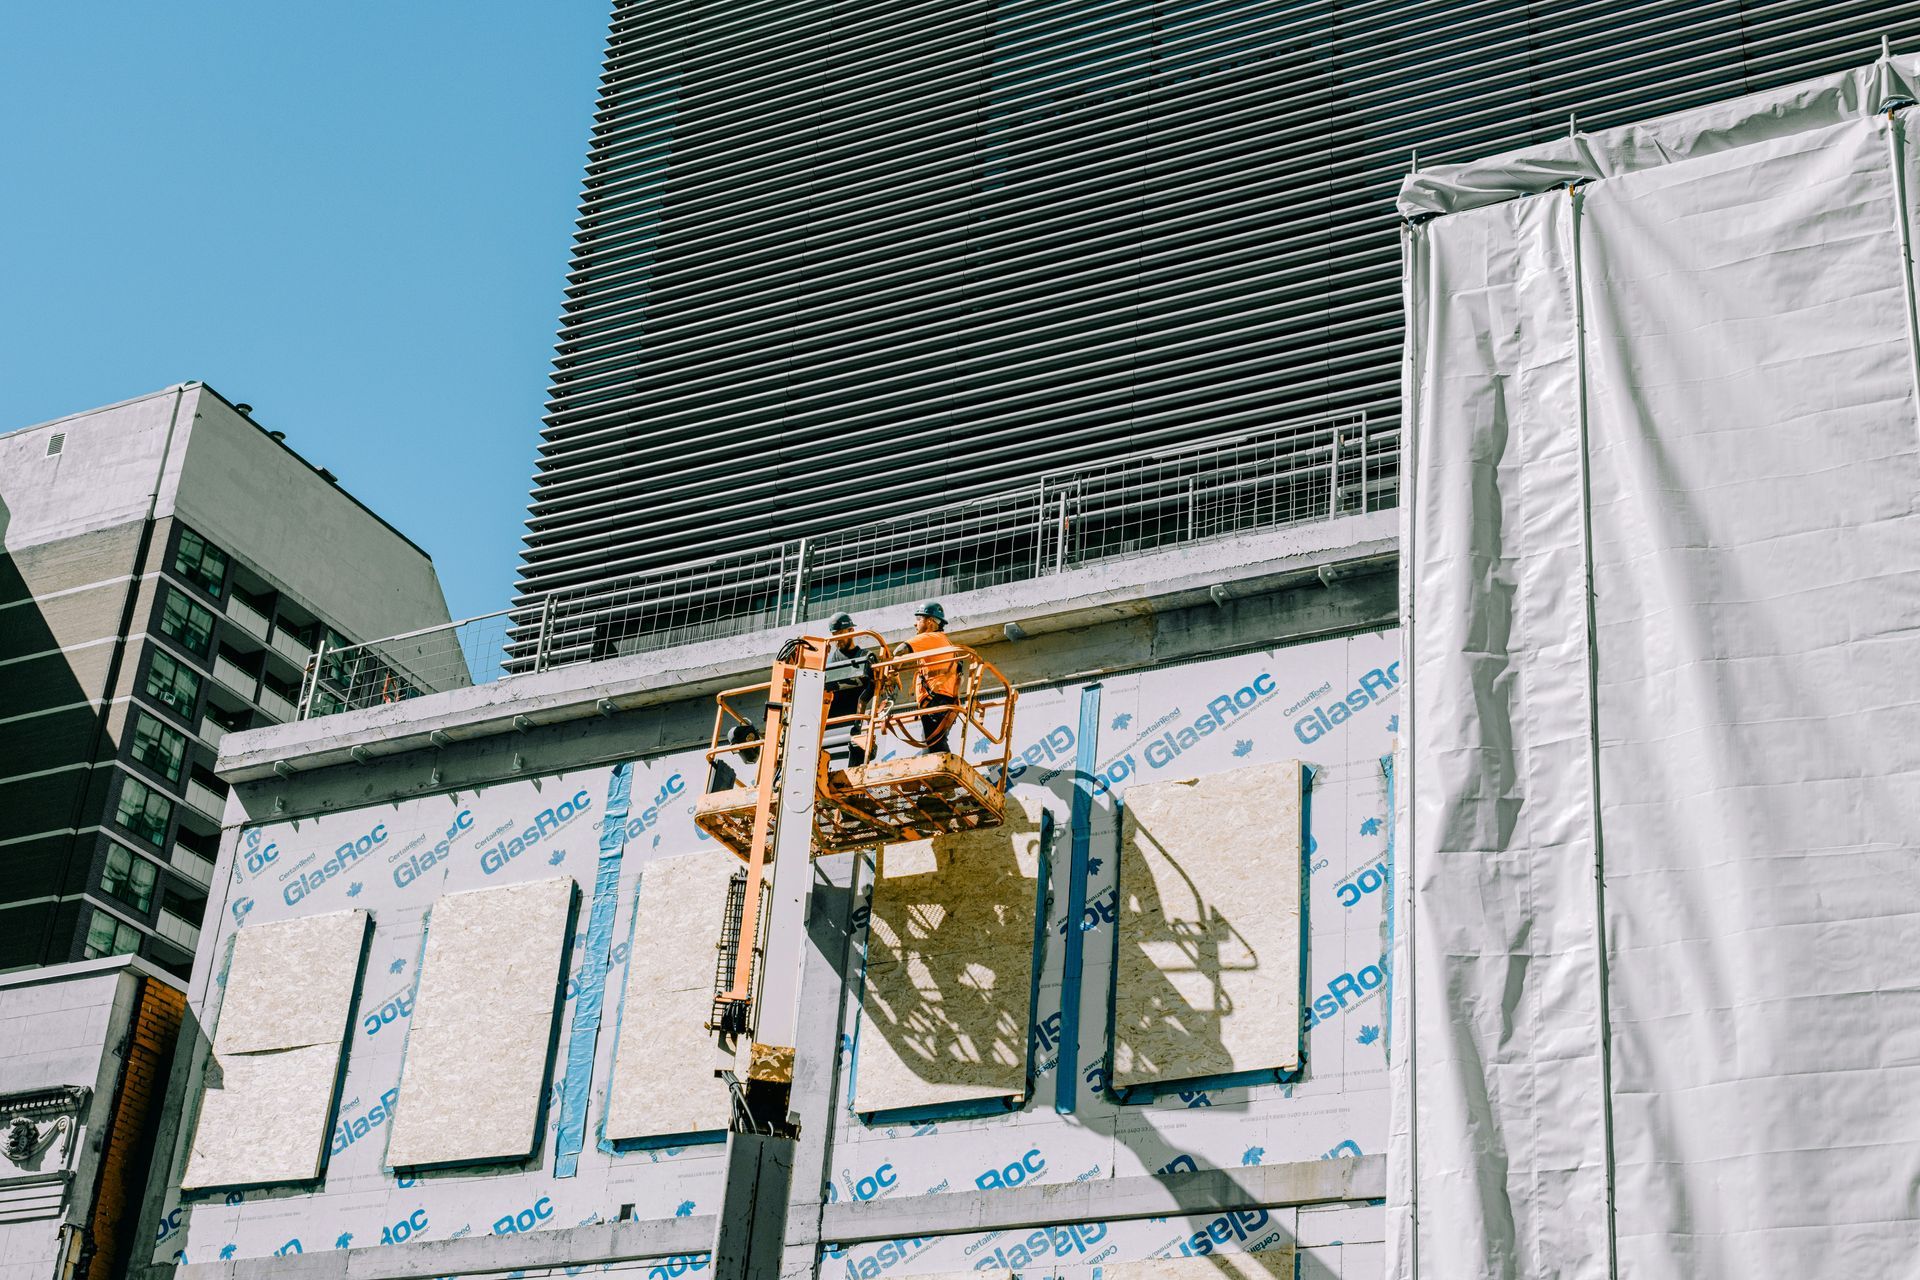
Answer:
[0,4,609,621]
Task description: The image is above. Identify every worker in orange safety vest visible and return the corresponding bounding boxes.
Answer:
[893,601,962,754]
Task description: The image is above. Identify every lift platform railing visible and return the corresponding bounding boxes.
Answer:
[693,635,1018,859]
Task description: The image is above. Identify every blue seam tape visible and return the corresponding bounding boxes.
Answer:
[595,874,648,1155]
[553,761,634,1177]
[1056,682,1103,1114]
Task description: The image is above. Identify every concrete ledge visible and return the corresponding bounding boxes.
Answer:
[163,1214,714,1280]
[218,511,1396,784]
[814,1154,1385,1243]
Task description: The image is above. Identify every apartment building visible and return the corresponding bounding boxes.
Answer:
[0,384,453,975]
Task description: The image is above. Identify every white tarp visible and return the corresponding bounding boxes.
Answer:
[1396,57,1920,1280]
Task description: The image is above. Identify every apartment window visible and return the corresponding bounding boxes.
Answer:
[129,711,188,783]
[82,909,143,960]
[101,845,158,914]
[113,776,173,847]
[158,588,214,657]
[173,527,229,598]
[145,649,203,716]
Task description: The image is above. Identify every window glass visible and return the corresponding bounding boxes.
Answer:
[101,845,158,914]
[158,588,214,657]
[129,712,187,783]
[173,527,229,598]
[82,909,142,960]
[113,776,172,847]
[144,650,202,716]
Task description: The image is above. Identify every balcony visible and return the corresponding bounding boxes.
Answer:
[268,626,312,670]
[184,776,226,822]
[155,908,201,952]
[225,596,271,644]
[170,843,216,886]
[212,653,256,701]
[199,717,226,750]
[258,686,296,723]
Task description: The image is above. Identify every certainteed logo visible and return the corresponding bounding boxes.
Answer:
[284,823,387,905]
[391,809,474,889]
[479,790,593,875]
[1292,662,1400,745]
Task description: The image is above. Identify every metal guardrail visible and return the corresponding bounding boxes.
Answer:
[299,414,1394,719]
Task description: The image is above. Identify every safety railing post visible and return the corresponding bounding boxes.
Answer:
[1053,489,1071,573]
[299,638,326,721]
[534,595,557,672]
[787,538,812,626]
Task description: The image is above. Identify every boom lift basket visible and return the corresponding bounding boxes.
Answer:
[693,633,1017,857]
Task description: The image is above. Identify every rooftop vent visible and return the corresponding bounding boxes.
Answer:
[268,430,286,443]
[233,403,253,415]
[45,433,64,457]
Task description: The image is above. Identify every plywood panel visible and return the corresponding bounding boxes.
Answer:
[385,876,574,1167]
[853,795,1047,1114]
[1113,761,1305,1090]
[181,910,368,1188]
[604,850,739,1141]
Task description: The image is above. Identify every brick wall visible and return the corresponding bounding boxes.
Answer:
[86,978,186,1280]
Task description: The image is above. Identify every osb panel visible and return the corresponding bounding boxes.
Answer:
[214,910,368,1054]
[1113,760,1305,1089]
[604,850,739,1141]
[181,1044,342,1188]
[1104,1250,1297,1280]
[385,876,574,1167]
[854,795,1046,1113]
[180,911,368,1189]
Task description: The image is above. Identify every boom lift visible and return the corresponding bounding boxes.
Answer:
[693,629,1018,1132]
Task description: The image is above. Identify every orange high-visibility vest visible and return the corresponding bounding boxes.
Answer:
[898,631,961,701]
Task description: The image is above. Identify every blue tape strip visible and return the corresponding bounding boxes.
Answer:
[553,762,633,1177]
[1380,752,1397,1062]
[1056,682,1103,1114]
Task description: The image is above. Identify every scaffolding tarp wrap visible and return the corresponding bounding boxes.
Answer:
[1396,58,1920,1279]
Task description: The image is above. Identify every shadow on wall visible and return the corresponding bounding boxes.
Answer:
[859,800,1045,1095]
[0,494,102,969]
[1111,816,1257,1091]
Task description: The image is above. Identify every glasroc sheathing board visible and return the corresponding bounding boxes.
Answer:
[182,910,370,1189]
[1112,760,1305,1091]
[853,794,1048,1114]
[385,876,574,1168]
[604,849,738,1142]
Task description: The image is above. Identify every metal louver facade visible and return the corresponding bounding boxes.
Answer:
[517,0,1920,604]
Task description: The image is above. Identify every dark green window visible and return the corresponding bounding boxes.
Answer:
[113,775,172,847]
[101,844,158,914]
[158,588,214,657]
[144,649,202,716]
[173,527,229,598]
[129,711,187,783]
[82,909,142,960]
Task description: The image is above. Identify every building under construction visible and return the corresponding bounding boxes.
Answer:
[111,32,1920,1280]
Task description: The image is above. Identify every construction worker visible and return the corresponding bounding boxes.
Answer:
[893,602,962,754]
[824,613,876,766]
[706,722,761,792]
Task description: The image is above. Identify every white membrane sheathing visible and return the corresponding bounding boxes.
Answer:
[1112,761,1304,1090]
[604,850,738,1141]
[385,876,574,1167]
[1399,84,1920,1279]
[853,794,1047,1113]
[1105,1251,1296,1280]
[182,910,369,1188]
